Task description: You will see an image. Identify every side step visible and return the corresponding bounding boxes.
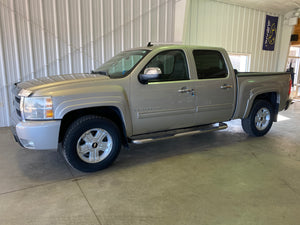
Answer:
[130,122,228,144]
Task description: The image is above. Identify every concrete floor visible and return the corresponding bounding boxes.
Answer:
[0,102,300,225]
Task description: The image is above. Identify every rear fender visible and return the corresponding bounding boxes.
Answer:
[242,90,279,119]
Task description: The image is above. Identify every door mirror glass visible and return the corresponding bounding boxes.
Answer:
[138,67,162,84]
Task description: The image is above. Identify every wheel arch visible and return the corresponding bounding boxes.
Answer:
[244,92,279,121]
[58,106,129,147]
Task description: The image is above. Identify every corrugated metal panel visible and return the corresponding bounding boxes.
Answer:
[183,0,283,73]
[0,0,176,127]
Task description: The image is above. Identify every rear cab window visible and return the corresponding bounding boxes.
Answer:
[193,50,228,79]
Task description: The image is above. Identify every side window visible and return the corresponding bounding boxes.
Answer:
[193,50,228,79]
[145,50,189,82]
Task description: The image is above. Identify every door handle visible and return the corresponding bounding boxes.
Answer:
[220,84,233,89]
[178,87,195,96]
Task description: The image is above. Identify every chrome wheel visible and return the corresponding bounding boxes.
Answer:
[254,107,270,131]
[76,128,113,163]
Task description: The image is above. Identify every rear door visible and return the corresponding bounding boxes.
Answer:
[192,50,236,124]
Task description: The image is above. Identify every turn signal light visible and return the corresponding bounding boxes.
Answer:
[46,110,54,118]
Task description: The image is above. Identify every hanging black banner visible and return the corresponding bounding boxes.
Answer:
[262,15,278,51]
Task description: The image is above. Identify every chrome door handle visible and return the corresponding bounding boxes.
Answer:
[178,89,190,93]
[220,84,233,89]
[178,87,195,96]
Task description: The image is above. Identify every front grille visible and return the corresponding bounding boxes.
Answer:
[12,84,22,120]
[16,108,21,117]
[15,96,20,104]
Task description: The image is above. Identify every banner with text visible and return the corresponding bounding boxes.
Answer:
[262,15,278,51]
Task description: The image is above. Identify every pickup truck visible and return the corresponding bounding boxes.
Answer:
[11,44,292,172]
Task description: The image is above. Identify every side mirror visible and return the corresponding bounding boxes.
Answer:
[138,67,162,84]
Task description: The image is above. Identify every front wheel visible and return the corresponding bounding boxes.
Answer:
[62,116,121,172]
[241,100,274,137]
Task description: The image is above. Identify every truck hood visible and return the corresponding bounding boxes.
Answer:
[18,73,110,91]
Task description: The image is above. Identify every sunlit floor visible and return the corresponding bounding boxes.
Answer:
[0,102,299,225]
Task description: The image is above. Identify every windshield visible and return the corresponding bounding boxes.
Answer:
[94,50,150,78]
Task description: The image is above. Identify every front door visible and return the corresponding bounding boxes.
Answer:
[130,50,196,135]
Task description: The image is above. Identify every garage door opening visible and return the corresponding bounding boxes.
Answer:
[286,46,300,98]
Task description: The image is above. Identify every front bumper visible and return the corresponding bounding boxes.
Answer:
[10,114,61,150]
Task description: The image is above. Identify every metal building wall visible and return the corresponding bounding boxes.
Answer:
[183,0,284,73]
[0,0,176,127]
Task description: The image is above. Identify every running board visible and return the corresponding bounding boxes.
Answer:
[130,122,228,144]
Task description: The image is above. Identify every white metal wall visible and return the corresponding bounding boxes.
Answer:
[0,0,176,127]
[183,0,286,73]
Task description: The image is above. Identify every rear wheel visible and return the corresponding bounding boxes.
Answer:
[241,100,274,137]
[62,115,121,172]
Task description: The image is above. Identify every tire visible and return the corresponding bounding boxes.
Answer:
[241,100,274,137]
[62,115,121,172]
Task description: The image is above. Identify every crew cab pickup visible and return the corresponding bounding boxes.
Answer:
[11,44,292,172]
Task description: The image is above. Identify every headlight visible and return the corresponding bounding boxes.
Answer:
[22,97,54,120]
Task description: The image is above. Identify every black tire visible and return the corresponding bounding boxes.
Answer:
[62,115,121,172]
[241,100,274,137]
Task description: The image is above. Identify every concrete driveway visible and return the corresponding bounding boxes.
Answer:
[0,102,300,225]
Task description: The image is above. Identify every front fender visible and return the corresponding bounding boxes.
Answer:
[53,86,133,136]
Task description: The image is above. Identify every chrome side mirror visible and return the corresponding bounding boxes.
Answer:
[138,67,162,84]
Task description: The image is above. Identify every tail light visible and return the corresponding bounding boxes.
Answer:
[288,79,292,96]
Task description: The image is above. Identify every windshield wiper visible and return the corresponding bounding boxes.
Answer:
[91,70,109,76]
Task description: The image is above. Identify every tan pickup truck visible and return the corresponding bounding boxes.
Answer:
[11,44,292,172]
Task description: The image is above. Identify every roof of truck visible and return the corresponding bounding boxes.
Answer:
[126,43,226,52]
